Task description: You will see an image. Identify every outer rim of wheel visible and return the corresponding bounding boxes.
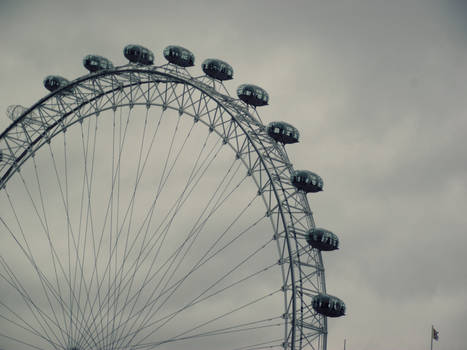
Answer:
[0,64,327,350]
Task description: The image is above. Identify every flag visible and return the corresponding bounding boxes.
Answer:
[432,326,439,341]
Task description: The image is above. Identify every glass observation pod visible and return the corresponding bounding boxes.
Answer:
[306,228,339,251]
[163,45,195,67]
[291,170,323,193]
[237,84,269,107]
[201,58,233,80]
[266,121,299,144]
[83,55,114,73]
[43,75,71,94]
[311,293,346,318]
[123,44,154,65]
[6,105,27,122]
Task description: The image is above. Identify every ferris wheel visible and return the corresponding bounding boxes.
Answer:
[0,44,345,350]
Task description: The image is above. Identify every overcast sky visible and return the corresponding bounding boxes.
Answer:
[1,1,466,349]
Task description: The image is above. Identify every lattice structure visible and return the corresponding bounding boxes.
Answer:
[0,50,343,350]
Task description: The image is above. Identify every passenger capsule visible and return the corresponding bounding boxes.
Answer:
[311,293,346,318]
[163,45,195,67]
[291,170,323,193]
[6,105,27,122]
[83,55,114,72]
[201,58,233,80]
[237,84,269,107]
[43,75,71,93]
[306,228,339,251]
[124,44,154,65]
[267,121,299,144]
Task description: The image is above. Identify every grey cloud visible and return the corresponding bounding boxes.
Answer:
[1,1,467,349]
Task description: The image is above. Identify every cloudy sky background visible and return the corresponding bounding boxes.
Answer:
[1,0,467,349]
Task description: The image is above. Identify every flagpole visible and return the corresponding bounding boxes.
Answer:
[431,325,433,350]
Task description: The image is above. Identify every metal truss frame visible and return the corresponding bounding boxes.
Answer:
[0,64,328,350]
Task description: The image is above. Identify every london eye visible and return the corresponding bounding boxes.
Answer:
[0,44,345,350]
